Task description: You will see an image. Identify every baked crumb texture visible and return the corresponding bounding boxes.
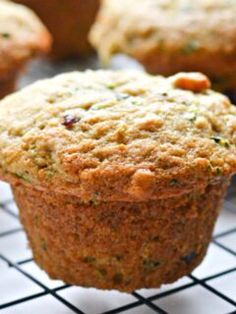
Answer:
[13,0,100,58]
[0,0,51,98]
[90,0,236,92]
[0,70,236,290]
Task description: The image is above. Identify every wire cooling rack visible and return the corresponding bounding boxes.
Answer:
[0,58,236,314]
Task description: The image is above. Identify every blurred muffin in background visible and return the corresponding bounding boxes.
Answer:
[14,0,100,59]
[90,0,236,96]
[0,0,51,99]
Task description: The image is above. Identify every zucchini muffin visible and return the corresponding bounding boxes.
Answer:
[0,70,236,292]
[13,0,100,58]
[0,0,51,99]
[90,0,236,94]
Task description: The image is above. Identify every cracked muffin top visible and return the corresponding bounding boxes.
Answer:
[0,70,236,202]
[0,0,51,76]
[90,0,236,82]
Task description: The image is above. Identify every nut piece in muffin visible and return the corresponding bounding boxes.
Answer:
[0,70,236,292]
[13,0,100,58]
[0,0,51,99]
[90,0,236,94]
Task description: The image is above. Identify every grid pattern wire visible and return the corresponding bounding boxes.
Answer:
[0,182,235,314]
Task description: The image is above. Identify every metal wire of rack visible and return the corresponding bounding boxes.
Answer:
[0,59,236,314]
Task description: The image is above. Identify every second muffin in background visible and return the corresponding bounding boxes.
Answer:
[13,0,100,58]
[0,0,51,98]
[0,70,236,291]
[90,0,236,95]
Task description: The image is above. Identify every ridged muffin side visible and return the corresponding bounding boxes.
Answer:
[13,178,229,292]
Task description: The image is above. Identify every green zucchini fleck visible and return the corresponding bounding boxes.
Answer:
[96,268,107,279]
[113,272,123,284]
[182,39,199,55]
[83,256,96,264]
[211,136,230,148]
[40,239,47,251]
[143,259,160,273]
[16,172,31,183]
[1,33,10,39]
[169,179,178,186]
[106,83,116,90]
[186,111,197,122]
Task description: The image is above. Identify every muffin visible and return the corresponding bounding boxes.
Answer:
[90,0,236,94]
[0,0,51,99]
[0,70,236,292]
[13,0,100,58]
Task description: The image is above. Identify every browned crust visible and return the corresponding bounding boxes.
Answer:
[13,0,100,58]
[13,178,230,291]
[0,160,234,203]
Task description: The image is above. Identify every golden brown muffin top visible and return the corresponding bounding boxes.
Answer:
[90,0,236,64]
[0,70,236,201]
[0,0,51,76]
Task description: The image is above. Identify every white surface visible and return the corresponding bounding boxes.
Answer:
[57,287,136,314]
[192,244,236,279]
[0,231,32,262]
[0,258,6,270]
[21,261,64,290]
[0,267,42,305]
[217,233,236,253]
[0,209,20,233]
[155,285,235,314]
[6,202,19,216]
[138,277,192,298]
[121,305,157,314]
[213,207,236,235]
[207,271,236,302]
[0,295,75,314]
[0,182,13,204]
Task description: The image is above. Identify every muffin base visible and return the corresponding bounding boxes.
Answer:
[137,50,236,94]
[13,178,229,292]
